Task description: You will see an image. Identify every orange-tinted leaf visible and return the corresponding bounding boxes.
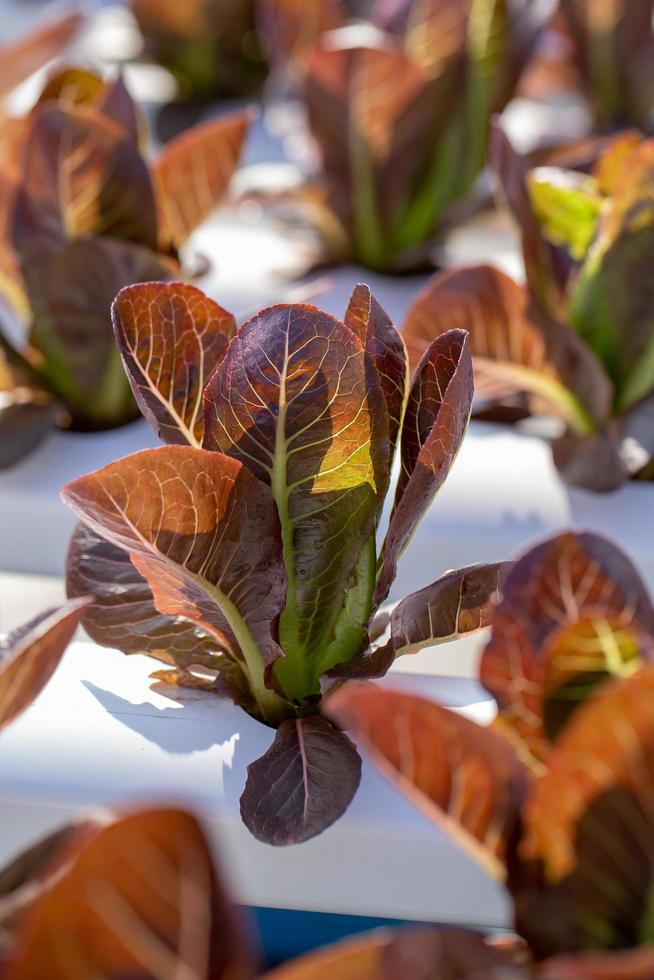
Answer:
[265,926,527,979]
[375,329,473,605]
[0,598,91,731]
[401,264,612,430]
[240,716,361,845]
[482,531,654,769]
[113,281,236,446]
[344,283,408,453]
[593,130,644,196]
[154,108,249,251]
[514,663,654,958]
[326,686,528,879]
[61,446,288,723]
[203,304,389,701]
[0,11,83,99]
[3,808,254,979]
[388,562,507,657]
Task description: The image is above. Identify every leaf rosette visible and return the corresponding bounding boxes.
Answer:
[62,279,503,844]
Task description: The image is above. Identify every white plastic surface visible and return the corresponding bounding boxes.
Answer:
[0,640,508,927]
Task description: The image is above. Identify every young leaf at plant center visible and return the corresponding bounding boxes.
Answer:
[240,715,361,845]
[528,167,602,261]
[203,303,389,701]
[326,686,529,879]
[401,264,612,435]
[374,329,473,605]
[481,531,654,768]
[513,663,654,960]
[154,108,250,253]
[112,281,236,445]
[0,598,91,731]
[2,808,255,980]
[62,446,289,725]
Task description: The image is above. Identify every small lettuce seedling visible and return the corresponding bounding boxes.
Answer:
[61,280,504,845]
[402,124,654,491]
[328,529,654,976]
[0,69,248,466]
[257,0,552,272]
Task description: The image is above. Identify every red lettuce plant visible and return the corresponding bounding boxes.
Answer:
[325,529,654,976]
[0,68,248,467]
[257,0,552,272]
[556,0,654,132]
[61,280,505,844]
[402,124,654,491]
[132,0,267,102]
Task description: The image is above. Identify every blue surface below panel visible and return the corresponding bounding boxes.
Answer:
[240,906,426,968]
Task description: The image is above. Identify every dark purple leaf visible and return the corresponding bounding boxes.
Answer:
[240,715,361,845]
[374,329,473,605]
[344,282,408,453]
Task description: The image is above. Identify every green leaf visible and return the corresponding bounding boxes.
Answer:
[569,142,654,410]
[528,167,602,261]
[203,304,390,701]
